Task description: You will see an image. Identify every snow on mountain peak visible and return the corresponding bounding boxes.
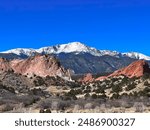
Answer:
[55,42,89,53]
[123,52,150,61]
[2,48,36,56]
[37,42,101,56]
[1,42,150,61]
[64,42,86,48]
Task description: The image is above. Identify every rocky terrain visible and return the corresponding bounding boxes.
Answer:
[0,54,71,80]
[0,55,150,113]
[96,60,150,80]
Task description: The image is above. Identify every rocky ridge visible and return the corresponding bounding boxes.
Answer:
[0,54,71,80]
[96,60,150,81]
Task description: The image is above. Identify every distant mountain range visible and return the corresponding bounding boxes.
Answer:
[0,42,150,74]
[1,42,150,60]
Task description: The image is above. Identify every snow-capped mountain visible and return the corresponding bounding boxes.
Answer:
[37,42,120,57]
[37,42,102,56]
[123,52,150,61]
[2,48,37,56]
[1,42,150,61]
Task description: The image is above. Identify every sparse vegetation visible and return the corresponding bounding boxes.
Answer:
[33,76,46,86]
[0,69,150,113]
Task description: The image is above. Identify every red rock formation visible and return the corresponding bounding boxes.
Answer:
[0,58,12,72]
[0,55,71,80]
[96,76,107,81]
[79,73,94,83]
[96,60,150,80]
[10,55,71,79]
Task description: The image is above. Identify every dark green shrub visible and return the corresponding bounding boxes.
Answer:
[125,83,136,91]
[91,94,98,99]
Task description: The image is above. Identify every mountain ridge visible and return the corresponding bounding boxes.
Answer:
[1,42,150,61]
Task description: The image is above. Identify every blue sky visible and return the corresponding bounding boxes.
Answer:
[0,0,150,55]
